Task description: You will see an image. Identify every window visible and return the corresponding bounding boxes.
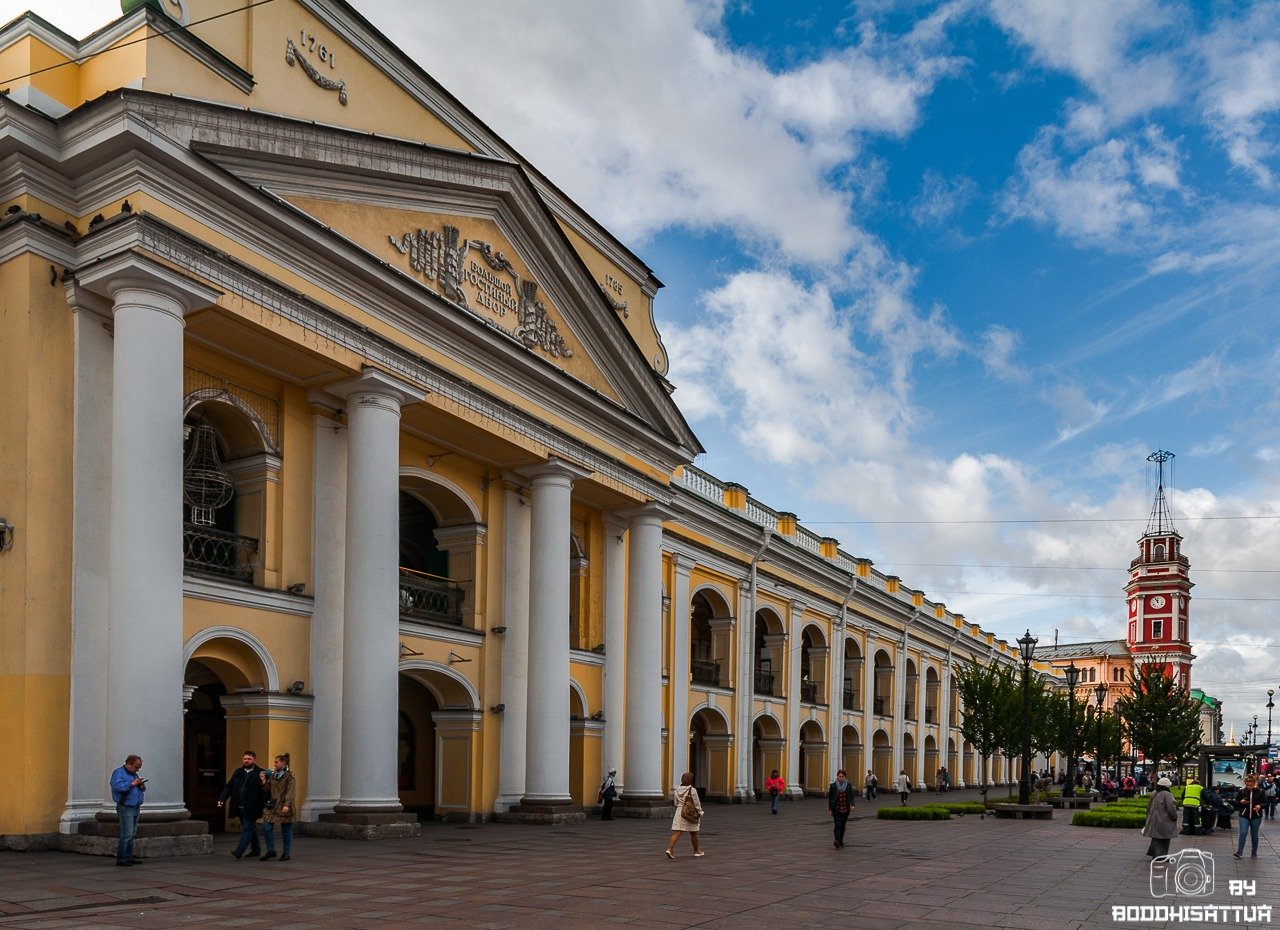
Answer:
[1153,543,1165,560]
[1152,620,1164,639]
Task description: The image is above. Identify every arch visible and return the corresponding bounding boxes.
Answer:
[688,702,731,735]
[924,734,940,788]
[753,608,785,698]
[184,388,277,456]
[872,728,892,784]
[183,626,278,692]
[904,658,919,721]
[925,666,941,724]
[398,467,482,526]
[799,625,827,704]
[752,711,784,739]
[689,583,733,618]
[397,659,480,710]
[842,637,863,712]
[798,719,826,794]
[948,736,960,785]
[800,622,827,649]
[689,706,732,799]
[841,724,863,782]
[873,649,894,717]
[569,678,589,719]
[690,590,726,687]
[903,732,917,782]
[751,712,785,799]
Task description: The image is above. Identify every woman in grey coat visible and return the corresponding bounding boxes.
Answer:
[1143,777,1179,858]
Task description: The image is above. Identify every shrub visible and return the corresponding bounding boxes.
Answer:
[877,806,952,820]
[921,802,985,815]
[1071,809,1148,828]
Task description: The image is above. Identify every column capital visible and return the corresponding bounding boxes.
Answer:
[517,456,592,483]
[74,252,221,316]
[619,499,678,524]
[672,552,696,576]
[325,367,426,409]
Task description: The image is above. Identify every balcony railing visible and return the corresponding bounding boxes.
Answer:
[874,696,887,716]
[691,659,721,688]
[800,681,821,704]
[925,708,936,724]
[904,702,917,721]
[843,688,859,711]
[184,524,258,583]
[399,568,464,626]
[754,668,775,696]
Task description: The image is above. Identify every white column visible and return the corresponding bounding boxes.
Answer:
[83,258,219,820]
[785,600,804,797]
[734,579,754,799]
[303,397,346,819]
[669,554,693,793]
[330,369,423,812]
[495,480,531,811]
[62,290,114,831]
[622,503,668,801]
[600,514,627,796]
[521,459,590,805]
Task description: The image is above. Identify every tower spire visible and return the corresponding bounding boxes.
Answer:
[1145,450,1175,536]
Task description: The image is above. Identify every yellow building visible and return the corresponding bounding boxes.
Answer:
[0,0,1031,854]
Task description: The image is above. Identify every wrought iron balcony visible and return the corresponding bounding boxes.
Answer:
[183,524,258,583]
[753,668,775,696]
[800,680,821,704]
[842,688,859,711]
[691,659,721,687]
[399,568,464,626]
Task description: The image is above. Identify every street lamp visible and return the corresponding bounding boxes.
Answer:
[1267,690,1274,750]
[1017,629,1038,805]
[1094,683,1107,782]
[1062,662,1082,797]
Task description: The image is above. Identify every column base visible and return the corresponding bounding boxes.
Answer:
[613,796,673,819]
[496,798,586,825]
[310,810,421,840]
[67,818,212,858]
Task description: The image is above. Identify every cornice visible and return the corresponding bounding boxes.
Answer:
[182,575,314,617]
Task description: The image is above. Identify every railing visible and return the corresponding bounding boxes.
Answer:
[800,681,821,704]
[691,659,721,687]
[754,669,775,696]
[398,568,464,626]
[676,465,725,502]
[925,708,936,724]
[184,524,258,583]
[905,702,917,721]
[874,696,887,716]
[843,688,860,711]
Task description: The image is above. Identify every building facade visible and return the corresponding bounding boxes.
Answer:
[0,0,1025,853]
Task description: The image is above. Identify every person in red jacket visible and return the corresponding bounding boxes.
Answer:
[765,770,785,815]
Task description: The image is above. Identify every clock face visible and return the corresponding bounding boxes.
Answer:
[1150,595,1167,609]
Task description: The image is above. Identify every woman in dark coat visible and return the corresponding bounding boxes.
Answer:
[1143,777,1179,858]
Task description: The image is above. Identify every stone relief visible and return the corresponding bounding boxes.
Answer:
[286,34,348,106]
[390,225,573,359]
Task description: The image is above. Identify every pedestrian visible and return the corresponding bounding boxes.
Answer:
[1137,770,1149,795]
[1200,784,1221,836]
[218,750,267,859]
[1142,776,1179,858]
[664,772,704,859]
[109,754,146,867]
[827,769,857,848]
[864,769,878,802]
[1180,775,1203,835]
[895,769,911,805]
[765,769,785,815]
[1263,774,1277,820]
[936,766,946,795]
[260,752,296,861]
[598,768,618,821]
[1234,774,1266,859]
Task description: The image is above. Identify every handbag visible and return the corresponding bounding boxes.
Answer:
[264,798,278,812]
[680,789,702,822]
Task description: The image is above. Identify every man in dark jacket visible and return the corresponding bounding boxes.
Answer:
[218,751,267,859]
[827,769,857,849]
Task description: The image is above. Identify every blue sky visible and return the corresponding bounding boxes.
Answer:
[13,0,1280,737]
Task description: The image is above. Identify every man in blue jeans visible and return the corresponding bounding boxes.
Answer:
[218,751,267,859]
[109,754,146,866]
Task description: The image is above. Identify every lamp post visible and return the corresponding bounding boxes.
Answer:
[1063,662,1081,797]
[1017,629,1037,805]
[1267,690,1274,751]
[1094,683,1107,782]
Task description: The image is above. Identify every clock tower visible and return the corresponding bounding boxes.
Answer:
[1125,451,1194,686]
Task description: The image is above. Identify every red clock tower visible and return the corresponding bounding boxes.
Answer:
[1125,451,1194,686]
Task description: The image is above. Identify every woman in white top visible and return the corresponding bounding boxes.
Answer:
[664,772,705,859]
[896,769,911,806]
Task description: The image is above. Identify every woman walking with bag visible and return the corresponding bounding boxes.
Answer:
[1142,777,1179,858]
[664,772,704,859]
[260,753,297,862]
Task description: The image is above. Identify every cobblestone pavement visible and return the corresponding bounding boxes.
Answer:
[2,789,1277,929]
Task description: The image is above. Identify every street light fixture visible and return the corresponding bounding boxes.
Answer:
[1266,690,1274,751]
[1062,662,1082,797]
[1094,683,1107,783]
[1018,629,1038,805]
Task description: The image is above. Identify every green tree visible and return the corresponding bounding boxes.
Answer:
[1115,665,1203,780]
[955,659,1014,792]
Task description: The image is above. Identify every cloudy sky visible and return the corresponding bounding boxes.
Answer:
[11,0,1280,739]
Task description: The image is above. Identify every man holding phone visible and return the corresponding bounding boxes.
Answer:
[218,751,267,859]
[109,755,146,866]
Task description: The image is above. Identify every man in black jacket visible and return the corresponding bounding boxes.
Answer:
[827,769,857,849]
[218,751,267,859]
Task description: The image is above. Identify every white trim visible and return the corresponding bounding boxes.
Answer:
[397,466,483,524]
[689,701,732,736]
[184,625,280,691]
[397,659,480,710]
[184,575,314,617]
[569,648,605,668]
[569,678,590,718]
[399,621,484,648]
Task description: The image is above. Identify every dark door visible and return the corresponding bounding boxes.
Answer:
[184,686,228,831]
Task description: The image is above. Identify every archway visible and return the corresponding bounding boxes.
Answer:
[948,737,960,786]
[873,649,893,716]
[904,658,919,721]
[398,471,481,629]
[903,732,917,783]
[924,735,939,789]
[689,706,732,800]
[798,720,826,795]
[843,639,862,711]
[752,714,784,798]
[754,609,785,697]
[841,725,862,782]
[925,666,940,724]
[872,729,892,785]
[182,634,270,831]
[799,625,827,705]
[398,663,481,821]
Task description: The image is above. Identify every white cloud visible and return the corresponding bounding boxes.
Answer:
[1198,4,1280,185]
[978,324,1029,382]
[910,169,977,227]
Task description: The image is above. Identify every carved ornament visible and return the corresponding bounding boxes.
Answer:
[286,34,348,106]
